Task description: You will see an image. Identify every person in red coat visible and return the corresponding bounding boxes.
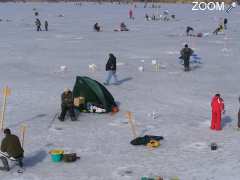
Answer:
[211,94,225,130]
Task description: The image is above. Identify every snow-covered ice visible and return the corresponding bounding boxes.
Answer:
[0,2,240,180]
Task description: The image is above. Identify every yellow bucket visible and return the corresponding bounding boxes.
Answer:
[49,149,64,162]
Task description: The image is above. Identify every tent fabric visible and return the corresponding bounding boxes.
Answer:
[73,76,116,112]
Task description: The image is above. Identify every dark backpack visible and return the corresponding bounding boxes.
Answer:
[130,135,164,145]
[62,153,80,162]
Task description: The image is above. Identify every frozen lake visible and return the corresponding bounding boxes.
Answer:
[0,2,240,180]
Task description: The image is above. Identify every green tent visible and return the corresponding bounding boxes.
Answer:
[73,76,117,112]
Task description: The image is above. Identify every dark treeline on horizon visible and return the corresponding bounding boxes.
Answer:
[0,0,232,3]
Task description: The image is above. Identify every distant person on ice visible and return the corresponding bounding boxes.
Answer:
[58,88,77,121]
[120,22,129,31]
[186,26,194,36]
[0,128,24,171]
[213,24,223,35]
[145,13,150,21]
[180,44,193,71]
[224,18,228,30]
[35,18,42,31]
[129,9,134,19]
[104,53,119,85]
[94,22,101,32]
[44,20,48,31]
[238,96,240,128]
[211,94,225,130]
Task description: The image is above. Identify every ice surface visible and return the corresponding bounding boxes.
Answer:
[0,2,240,180]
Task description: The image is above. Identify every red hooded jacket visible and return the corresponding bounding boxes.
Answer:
[211,96,224,112]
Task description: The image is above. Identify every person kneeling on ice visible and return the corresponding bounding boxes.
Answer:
[180,44,194,71]
[104,53,119,85]
[94,22,101,32]
[211,94,225,131]
[58,88,77,121]
[120,22,129,31]
[213,24,224,35]
[0,128,24,171]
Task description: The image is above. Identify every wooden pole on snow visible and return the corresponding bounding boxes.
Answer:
[126,111,138,138]
[20,124,27,148]
[0,86,11,130]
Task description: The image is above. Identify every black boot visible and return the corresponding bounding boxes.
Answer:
[17,158,23,168]
[70,116,77,121]
[58,116,64,121]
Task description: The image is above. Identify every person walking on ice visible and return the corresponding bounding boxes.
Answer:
[180,44,194,71]
[35,18,42,31]
[104,53,119,85]
[211,94,225,131]
[224,18,228,30]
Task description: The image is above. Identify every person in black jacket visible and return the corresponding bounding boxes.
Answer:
[186,26,194,36]
[58,88,76,121]
[180,44,194,71]
[35,18,42,31]
[104,53,119,85]
[94,23,101,32]
[0,128,24,171]
[224,18,228,30]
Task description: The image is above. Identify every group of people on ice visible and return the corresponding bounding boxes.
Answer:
[1,92,239,171]
[57,53,118,122]
[35,18,48,32]
[94,22,129,32]
[0,4,238,174]
[182,17,229,72]
[185,18,228,37]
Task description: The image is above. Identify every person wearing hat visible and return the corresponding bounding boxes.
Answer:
[180,44,194,71]
[58,88,76,121]
[0,128,24,171]
[211,94,225,130]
